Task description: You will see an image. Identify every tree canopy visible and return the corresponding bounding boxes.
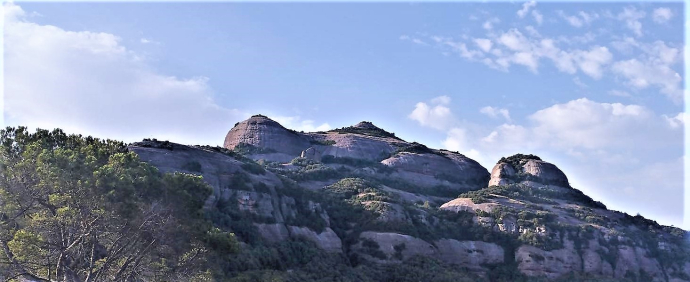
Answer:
[0,127,237,282]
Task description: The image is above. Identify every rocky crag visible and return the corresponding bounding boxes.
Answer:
[129,115,690,281]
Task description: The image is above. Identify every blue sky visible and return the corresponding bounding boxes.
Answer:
[2,2,686,228]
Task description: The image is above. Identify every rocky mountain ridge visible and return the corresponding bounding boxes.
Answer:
[128,115,690,281]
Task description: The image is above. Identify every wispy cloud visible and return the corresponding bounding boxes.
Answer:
[652,7,673,24]
[617,6,646,37]
[480,106,511,122]
[517,1,536,18]
[400,35,428,46]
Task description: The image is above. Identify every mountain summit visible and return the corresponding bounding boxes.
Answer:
[123,115,690,281]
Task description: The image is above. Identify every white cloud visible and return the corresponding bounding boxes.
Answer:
[442,128,482,161]
[272,116,331,132]
[573,46,612,79]
[663,112,685,129]
[482,17,500,30]
[529,98,654,149]
[517,1,536,18]
[431,95,452,105]
[400,35,428,46]
[611,59,682,103]
[489,30,612,78]
[451,98,675,155]
[498,28,531,51]
[473,38,493,52]
[558,10,583,27]
[531,10,543,25]
[524,26,541,37]
[608,38,682,103]
[480,106,511,122]
[558,10,599,28]
[652,7,673,23]
[439,98,681,166]
[617,7,646,37]
[578,11,599,24]
[408,96,455,130]
[512,51,539,72]
[439,39,485,60]
[3,3,248,145]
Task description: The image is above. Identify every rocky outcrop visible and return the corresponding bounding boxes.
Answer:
[129,120,689,282]
[355,232,437,261]
[381,151,489,191]
[223,115,489,191]
[522,160,569,186]
[316,133,397,162]
[224,115,311,162]
[489,157,569,187]
[488,162,516,186]
[439,198,496,213]
[516,241,582,279]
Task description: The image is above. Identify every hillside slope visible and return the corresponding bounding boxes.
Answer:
[126,115,690,281]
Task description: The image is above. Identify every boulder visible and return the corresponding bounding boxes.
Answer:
[439,198,496,213]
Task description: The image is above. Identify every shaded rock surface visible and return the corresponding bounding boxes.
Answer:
[434,239,504,270]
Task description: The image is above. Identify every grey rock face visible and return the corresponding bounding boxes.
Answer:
[381,151,489,190]
[522,160,569,186]
[355,232,437,261]
[488,163,516,186]
[488,158,569,187]
[224,115,311,156]
[439,198,496,213]
[434,239,504,270]
[224,116,489,189]
[317,133,397,161]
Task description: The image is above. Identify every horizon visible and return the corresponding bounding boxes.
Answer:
[2,1,686,229]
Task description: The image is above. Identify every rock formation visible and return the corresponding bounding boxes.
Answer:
[126,115,690,282]
[489,155,569,187]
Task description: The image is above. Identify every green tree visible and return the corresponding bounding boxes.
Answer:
[0,127,237,282]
